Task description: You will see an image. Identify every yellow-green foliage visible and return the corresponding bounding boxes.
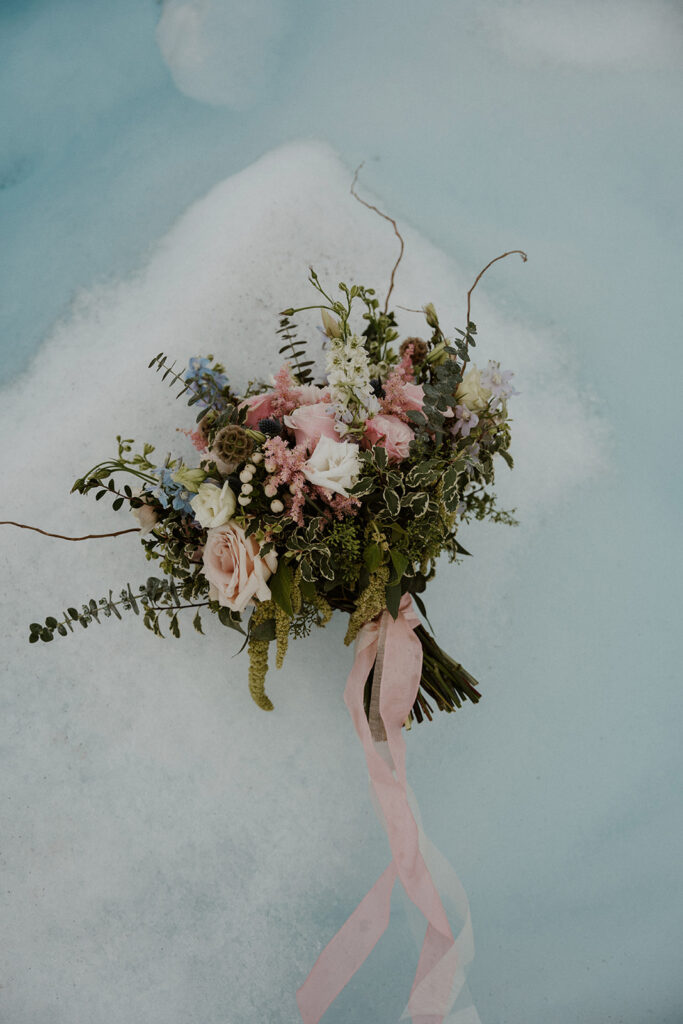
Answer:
[344,566,390,646]
[275,604,290,670]
[248,599,275,710]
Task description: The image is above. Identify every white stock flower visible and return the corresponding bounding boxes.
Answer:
[302,435,361,496]
[190,480,237,528]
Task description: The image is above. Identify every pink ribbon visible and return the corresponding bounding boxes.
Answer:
[296,594,460,1023]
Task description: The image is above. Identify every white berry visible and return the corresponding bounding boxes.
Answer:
[251,452,263,464]
[264,483,277,498]
[270,499,284,514]
[238,495,251,506]
[241,483,253,495]
[239,468,254,483]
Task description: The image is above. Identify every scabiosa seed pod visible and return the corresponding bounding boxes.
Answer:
[399,337,429,363]
[258,417,283,437]
[211,424,254,474]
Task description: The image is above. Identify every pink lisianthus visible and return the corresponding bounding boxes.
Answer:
[202,521,278,613]
[241,391,276,428]
[400,382,424,413]
[364,414,414,462]
[284,401,339,451]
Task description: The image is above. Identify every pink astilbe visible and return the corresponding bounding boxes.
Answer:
[263,435,310,526]
[379,351,423,421]
[320,491,361,520]
[179,427,208,454]
[270,364,304,418]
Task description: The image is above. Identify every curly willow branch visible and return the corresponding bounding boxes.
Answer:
[350,162,405,313]
[0,521,140,541]
[466,250,528,326]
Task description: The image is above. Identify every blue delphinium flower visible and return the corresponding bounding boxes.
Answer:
[146,467,195,516]
[185,356,229,408]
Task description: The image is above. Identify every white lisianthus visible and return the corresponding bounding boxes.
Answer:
[302,435,361,496]
[190,480,237,528]
[454,365,492,413]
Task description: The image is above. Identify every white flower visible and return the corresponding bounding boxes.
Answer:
[454,365,492,413]
[190,480,237,528]
[132,500,159,536]
[321,308,342,338]
[302,435,361,496]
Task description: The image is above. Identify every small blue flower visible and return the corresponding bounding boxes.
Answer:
[185,356,229,407]
[146,466,195,516]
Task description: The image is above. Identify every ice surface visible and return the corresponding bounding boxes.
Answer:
[156,0,288,109]
[0,142,603,1022]
[482,0,683,69]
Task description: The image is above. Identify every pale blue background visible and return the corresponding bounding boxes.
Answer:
[2,2,682,1022]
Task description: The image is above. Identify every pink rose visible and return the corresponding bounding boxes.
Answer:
[400,382,424,412]
[202,522,278,613]
[364,414,415,462]
[241,392,276,428]
[284,401,339,451]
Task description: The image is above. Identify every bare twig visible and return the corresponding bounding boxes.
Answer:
[466,250,527,328]
[350,162,405,313]
[0,521,140,541]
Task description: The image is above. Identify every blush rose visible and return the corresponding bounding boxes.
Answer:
[202,521,278,613]
[284,401,339,451]
[364,414,414,462]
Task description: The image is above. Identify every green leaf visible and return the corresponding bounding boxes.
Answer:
[401,492,429,517]
[112,497,124,512]
[300,559,315,584]
[193,611,204,634]
[389,549,409,582]
[406,459,442,488]
[405,409,427,426]
[349,476,376,498]
[499,449,514,469]
[250,618,276,642]
[217,607,246,635]
[372,445,388,471]
[383,487,400,519]
[45,617,58,629]
[300,579,317,602]
[385,581,402,620]
[363,542,383,573]
[442,465,461,513]
[269,560,294,618]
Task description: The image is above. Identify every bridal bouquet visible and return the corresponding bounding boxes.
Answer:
[17,187,525,1019]
[30,269,518,729]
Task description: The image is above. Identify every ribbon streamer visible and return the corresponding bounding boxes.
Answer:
[296,595,479,1023]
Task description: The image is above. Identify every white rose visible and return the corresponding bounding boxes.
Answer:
[190,480,237,528]
[302,434,361,496]
[454,365,491,413]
